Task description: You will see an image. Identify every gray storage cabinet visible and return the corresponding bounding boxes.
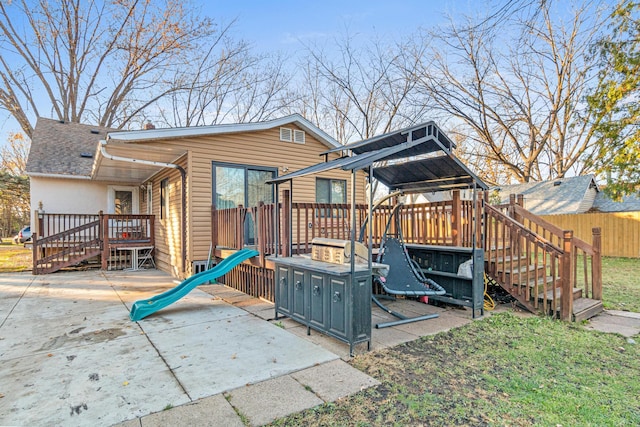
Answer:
[273,256,371,355]
[405,244,485,317]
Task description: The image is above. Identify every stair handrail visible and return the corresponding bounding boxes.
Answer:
[485,203,563,255]
[35,219,101,245]
[507,195,597,266]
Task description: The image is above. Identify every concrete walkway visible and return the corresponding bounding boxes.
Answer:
[1,269,636,426]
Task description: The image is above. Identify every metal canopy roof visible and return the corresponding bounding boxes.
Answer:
[322,121,455,157]
[269,121,487,192]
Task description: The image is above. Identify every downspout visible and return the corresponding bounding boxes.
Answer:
[100,140,187,273]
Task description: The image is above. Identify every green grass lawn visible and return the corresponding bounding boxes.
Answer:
[0,242,32,272]
[270,312,640,426]
[269,255,640,427]
[601,257,640,312]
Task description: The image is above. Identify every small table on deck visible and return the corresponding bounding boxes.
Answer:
[117,246,155,271]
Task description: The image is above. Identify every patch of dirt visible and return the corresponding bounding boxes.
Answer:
[40,327,126,351]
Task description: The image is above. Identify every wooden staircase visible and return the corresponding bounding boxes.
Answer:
[32,220,102,274]
[484,195,603,322]
[32,212,157,275]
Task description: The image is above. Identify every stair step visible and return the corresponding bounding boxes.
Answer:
[547,297,604,321]
[572,298,604,322]
[537,287,583,302]
[485,254,528,264]
[497,264,547,276]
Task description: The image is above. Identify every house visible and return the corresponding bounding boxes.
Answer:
[26,114,366,278]
[26,118,605,322]
[490,175,600,215]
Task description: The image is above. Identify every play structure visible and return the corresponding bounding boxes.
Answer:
[129,248,258,321]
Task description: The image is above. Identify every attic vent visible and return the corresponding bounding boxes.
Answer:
[90,129,100,134]
[80,152,93,158]
[280,127,292,142]
[293,129,306,144]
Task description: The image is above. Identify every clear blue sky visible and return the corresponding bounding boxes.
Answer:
[203,0,462,54]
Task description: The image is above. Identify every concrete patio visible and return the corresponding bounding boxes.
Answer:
[0,268,491,426]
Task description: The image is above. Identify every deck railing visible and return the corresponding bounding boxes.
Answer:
[32,212,155,274]
[211,189,480,258]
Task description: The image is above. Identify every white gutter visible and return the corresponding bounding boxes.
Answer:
[27,172,92,180]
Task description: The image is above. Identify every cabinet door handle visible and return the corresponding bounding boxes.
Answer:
[280,277,287,286]
[312,285,321,296]
[332,291,341,302]
[295,280,303,290]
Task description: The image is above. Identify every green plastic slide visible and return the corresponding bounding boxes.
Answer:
[129,248,259,321]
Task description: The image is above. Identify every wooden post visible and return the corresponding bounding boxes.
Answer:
[510,194,522,224]
[211,205,218,251]
[37,211,44,239]
[591,227,602,300]
[235,205,244,250]
[509,193,516,218]
[101,212,109,270]
[257,202,266,267]
[31,232,38,274]
[561,230,573,321]
[451,189,461,246]
[282,189,291,257]
[149,214,155,247]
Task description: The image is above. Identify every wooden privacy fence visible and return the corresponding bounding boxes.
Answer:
[540,211,640,258]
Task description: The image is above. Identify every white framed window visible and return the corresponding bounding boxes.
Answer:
[107,186,139,214]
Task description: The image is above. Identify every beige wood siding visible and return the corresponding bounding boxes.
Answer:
[146,156,185,277]
[140,124,365,277]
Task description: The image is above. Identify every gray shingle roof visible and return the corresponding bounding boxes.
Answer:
[26,118,118,177]
[591,191,640,212]
[492,175,599,215]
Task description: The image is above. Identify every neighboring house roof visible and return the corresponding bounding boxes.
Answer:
[591,191,640,213]
[26,118,118,179]
[492,175,599,215]
[106,114,341,149]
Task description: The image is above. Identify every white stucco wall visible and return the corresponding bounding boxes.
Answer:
[29,176,110,225]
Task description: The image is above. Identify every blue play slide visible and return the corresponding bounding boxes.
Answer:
[129,248,259,321]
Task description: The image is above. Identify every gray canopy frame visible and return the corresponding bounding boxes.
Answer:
[268,121,487,327]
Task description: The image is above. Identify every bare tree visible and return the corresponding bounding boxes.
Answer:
[412,1,608,185]
[157,22,295,127]
[296,33,429,144]
[0,0,217,137]
[1,132,28,175]
[0,132,29,236]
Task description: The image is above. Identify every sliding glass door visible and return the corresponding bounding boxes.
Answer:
[213,163,276,245]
